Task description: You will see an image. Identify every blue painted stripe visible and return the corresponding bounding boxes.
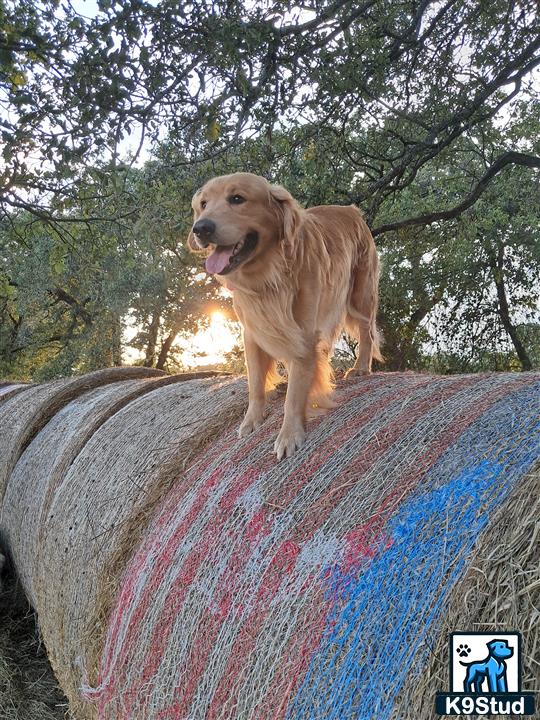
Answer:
[288,382,540,720]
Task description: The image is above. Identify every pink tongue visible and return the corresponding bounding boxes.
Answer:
[205,245,235,274]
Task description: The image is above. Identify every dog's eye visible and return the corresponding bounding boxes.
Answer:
[229,194,246,205]
[201,200,207,209]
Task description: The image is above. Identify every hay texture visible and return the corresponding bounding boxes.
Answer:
[0,369,538,719]
[0,383,31,403]
[0,367,166,503]
[397,466,540,718]
[2,374,194,607]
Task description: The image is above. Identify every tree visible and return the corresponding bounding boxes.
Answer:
[1,1,539,378]
[376,144,540,372]
[1,0,539,233]
[0,160,216,378]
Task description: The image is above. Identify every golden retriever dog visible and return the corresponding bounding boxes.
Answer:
[188,172,382,459]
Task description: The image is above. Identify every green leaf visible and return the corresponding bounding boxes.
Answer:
[206,119,221,142]
[10,71,27,88]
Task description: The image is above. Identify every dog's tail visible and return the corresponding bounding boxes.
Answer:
[265,359,282,392]
[308,340,337,412]
[346,227,384,365]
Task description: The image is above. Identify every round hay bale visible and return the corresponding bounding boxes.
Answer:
[0,367,165,503]
[0,383,31,403]
[1,369,538,719]
[84,371,539,719]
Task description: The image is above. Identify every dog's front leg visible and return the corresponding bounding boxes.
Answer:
[274,354,315,460]
[238,332,273,437]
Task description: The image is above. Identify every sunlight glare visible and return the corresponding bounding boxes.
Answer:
[178,311,240,367]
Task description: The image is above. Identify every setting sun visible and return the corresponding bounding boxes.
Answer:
[178,311,241,367]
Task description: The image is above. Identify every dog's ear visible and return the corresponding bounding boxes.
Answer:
[269,183,302,251]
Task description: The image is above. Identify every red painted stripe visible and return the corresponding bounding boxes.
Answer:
[97,425,245,688]
[115,467,260,709]
[154,506,275,715]
[96,464,224,701]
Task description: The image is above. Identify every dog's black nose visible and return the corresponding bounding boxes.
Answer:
[192,219,216,246]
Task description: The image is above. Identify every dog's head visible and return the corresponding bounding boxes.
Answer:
[187,172,302,277]
[487,639,513,660]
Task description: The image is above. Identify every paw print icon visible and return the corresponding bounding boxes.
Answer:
[456,644,471,658]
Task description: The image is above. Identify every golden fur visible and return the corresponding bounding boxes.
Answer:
[188,172,382,459]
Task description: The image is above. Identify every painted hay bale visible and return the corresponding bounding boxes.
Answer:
[82,371,539,720]
[0,367,166,502]
[397,465,540,718]
[2,370,539,719]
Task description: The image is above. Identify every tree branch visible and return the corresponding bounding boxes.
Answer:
[50,287,93,326]
[371,152,540,236]
[361,34,540,201]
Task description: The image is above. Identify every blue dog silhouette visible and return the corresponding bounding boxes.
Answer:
[460,639,513,693]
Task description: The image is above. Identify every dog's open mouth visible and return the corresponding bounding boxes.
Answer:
[205,232,258,275]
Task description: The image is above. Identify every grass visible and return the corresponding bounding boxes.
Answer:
[0,568,69,720]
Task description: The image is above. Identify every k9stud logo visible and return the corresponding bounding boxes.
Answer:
[435,632,536,715]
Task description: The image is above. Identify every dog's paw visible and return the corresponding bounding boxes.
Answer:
[238,412,264,438]
[274,423,306,460]
[344,367,371,379]
[457,644,471,658]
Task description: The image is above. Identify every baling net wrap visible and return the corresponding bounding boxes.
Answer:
[83,371,539,720]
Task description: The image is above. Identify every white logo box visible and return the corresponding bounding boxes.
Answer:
[450,632,520,693]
